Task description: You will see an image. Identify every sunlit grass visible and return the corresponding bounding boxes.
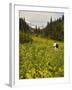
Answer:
[19,35,64,79]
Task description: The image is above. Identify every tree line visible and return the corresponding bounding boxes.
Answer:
[19,15,64,43]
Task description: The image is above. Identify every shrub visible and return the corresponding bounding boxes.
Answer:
[19,32,33,44]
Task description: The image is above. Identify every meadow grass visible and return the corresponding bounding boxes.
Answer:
[19,36,64,79]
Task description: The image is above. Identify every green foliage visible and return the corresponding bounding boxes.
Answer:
[19,36,64,79]
[19,18,30,32]
[43,16,64,41]
[19,32,33,44]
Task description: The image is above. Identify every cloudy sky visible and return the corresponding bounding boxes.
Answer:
[19,10,64,28]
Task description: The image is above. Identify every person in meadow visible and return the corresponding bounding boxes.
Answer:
[53,42,59,50]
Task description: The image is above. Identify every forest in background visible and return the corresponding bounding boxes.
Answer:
[19,15,64,44]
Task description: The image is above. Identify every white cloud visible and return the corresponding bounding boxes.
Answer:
[19,11,64,27]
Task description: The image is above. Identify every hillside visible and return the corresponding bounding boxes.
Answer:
[19,36,64,79]
[19,15,64,41]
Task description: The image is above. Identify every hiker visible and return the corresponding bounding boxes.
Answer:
[53,42,59,50]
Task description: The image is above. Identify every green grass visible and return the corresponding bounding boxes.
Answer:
[19,36,64,79]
